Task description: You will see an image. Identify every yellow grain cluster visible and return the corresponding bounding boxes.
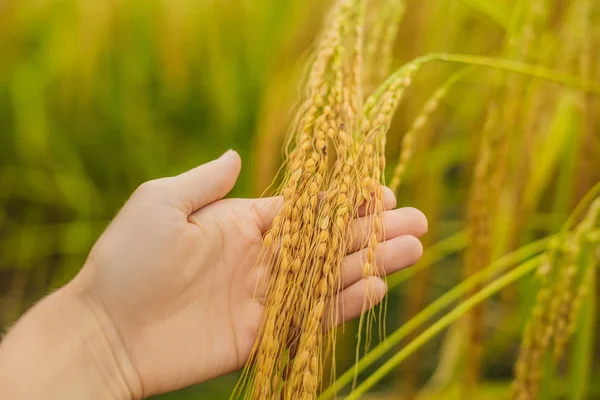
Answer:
[234,0,417,398]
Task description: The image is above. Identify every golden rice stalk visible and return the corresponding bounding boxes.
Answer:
[282,3,368,395]
[343,0,366,121]
[389,69,467,193]
[350,55,422,363]
[286,128,359,400]
[354,134,387,356]
[363,0,406,93]
[375,1,404,88]
[235,1,373,399]
[463,0,551,391]
[572,0,596,200]
[493,0,550,218]
[495,0,551,346]
[513,198,600,400]
[462,100,499,393]
[236,0,435,396]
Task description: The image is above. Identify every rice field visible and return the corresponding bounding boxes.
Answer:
[0,0,599,399]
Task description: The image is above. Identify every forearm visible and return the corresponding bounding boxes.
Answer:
[0,283,141,400]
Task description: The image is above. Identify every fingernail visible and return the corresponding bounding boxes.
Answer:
[218,150,241,169]
[219,149,236,160]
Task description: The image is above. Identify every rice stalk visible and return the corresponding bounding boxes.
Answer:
[513,199,600,400]
[235,2,350,398]
[389,69,468,193]
[235,1,378,398]
[239,3,423,398]
[363,0,406,93]
[462,97,498,392]
[573,0,596,201]
[463,0,550,389]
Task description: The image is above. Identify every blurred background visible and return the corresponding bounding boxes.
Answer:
[0,0,598,399]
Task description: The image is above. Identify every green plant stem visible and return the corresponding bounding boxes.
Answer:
[564,182,600,231]
[456,0,510,28]
[319,236,552,399]
[387,231,468,291]
[372,54,600,106]
[346,256,542,399]
[437,53,600,94]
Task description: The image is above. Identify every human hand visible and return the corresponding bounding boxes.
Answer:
[0,150,427,399]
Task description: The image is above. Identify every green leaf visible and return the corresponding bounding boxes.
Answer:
[456,0,511,29]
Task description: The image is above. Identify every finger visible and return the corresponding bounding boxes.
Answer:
[340,235,423,290]
[356,186,397,217]
[249,186,396,235]
[247,196,284,234]
[323,276,387,330]
[349,207,427,252]
[171,150,242,214]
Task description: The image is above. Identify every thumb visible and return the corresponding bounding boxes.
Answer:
[173,150,242,214]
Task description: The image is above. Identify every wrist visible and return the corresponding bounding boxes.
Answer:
[0,282,142,400]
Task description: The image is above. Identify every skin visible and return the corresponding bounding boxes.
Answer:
[0,150,427,399]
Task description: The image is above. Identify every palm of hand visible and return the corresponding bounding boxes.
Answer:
[81,195,271,395]
[185,198,273,377]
